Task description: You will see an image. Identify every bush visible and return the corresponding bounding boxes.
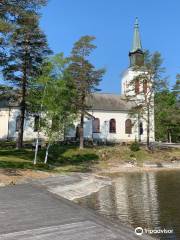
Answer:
[130,140,140,152]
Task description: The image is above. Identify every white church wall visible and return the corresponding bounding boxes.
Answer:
[121,69,140,95]
[0,108,9,140]
[86,110,139,142]
[0,107,155,143]
[0,108,46,141]
[121,68,155,142]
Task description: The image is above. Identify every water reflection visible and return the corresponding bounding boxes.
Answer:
[77,171,180,239]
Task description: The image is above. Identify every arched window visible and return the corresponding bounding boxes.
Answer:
[109,119,116,133]
[135,78,140,94]
[34,115,39,132]
[143,79,147,94]
[16,116,20,132]
[125,119,132,134]
[93,118,100,133]
[139,122,143,135]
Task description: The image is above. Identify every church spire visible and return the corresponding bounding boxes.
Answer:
[131,17,142,52]
[129,18,144,67]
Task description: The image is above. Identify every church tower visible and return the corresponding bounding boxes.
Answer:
[129,18,144,67]
[121,18,155,143]
[121,18,144,95]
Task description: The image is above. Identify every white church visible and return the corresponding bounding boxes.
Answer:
[0,19,155,143]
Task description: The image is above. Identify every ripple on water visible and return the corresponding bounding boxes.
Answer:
[77,170,180,240]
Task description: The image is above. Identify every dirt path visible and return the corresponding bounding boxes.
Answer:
[0,169,53,186]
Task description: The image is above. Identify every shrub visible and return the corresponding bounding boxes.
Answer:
[130,140,140,152]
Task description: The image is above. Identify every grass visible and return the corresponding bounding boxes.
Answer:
[0,148,50,171]
[0,141,179,173]
[0,142,99,172]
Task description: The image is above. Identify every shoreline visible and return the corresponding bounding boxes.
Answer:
[34,163,180,201]
[1,162,180,199]
[96,162,180,174]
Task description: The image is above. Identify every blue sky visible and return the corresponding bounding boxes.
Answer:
[4,0,180,93]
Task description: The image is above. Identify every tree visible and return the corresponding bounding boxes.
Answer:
[173,75,180,102]
[155,90,178,142]
[154,73,180,143]
[28,53,77,164]
[67,36,105,149]
[3,13,51,149]
[0,0,47,67]
[125,51,165,148]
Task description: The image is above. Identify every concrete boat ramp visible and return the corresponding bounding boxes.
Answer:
[0,177,153,240]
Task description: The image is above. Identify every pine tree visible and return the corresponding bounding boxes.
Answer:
[3,13,51,148]
[67,36,105,149]
[0,0,47,67]
[173,75,180,102]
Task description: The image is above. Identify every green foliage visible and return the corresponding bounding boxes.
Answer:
[67,35,105,148]
[3,15,51,84]
[126,51,166,147]
[29,53,77,146]
[0,0,47,67]
[155,88,180,142]
[154,71,180,143]
[68,35,105,108]
[130,140,140,152]
[172,75,180,102]
[2,8,51,148]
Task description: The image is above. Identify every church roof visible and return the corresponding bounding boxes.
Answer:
[0,92,133,112]
[131,17,142,52]
[86,93,133,111]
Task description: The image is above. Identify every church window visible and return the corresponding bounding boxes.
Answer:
[34,116,40,132]
[16,116,20,132]
[109,119,116,133]
[143,79,147,94]
[125,119,132,134]
[135,78,140,94]
[93,118,100,133]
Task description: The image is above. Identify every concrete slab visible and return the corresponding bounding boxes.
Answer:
[0,184,153,240]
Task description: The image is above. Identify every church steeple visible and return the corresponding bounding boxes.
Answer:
[131,17,142,52]
[129,18,144,67]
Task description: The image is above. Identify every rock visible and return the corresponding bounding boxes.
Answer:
[0,183,6,187]
[171,156,179,163]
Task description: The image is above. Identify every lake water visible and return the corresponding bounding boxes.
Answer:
[77,171,180,240]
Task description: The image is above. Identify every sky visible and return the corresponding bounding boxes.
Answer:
[4,0,180,93]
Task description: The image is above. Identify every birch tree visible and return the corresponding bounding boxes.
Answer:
[29,54,77,164]
[125,51,165,148]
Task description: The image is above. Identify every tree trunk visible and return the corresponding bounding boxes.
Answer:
[79,112,84,149]
[33,131,40,165]
[137,113,141,142]
[44,143,50,164]
[146,107,150,149]
[16,48,28,149]
[167,129,172,143]
[16,102,25,149]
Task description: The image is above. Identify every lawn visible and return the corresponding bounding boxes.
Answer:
[0,142,99,172]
